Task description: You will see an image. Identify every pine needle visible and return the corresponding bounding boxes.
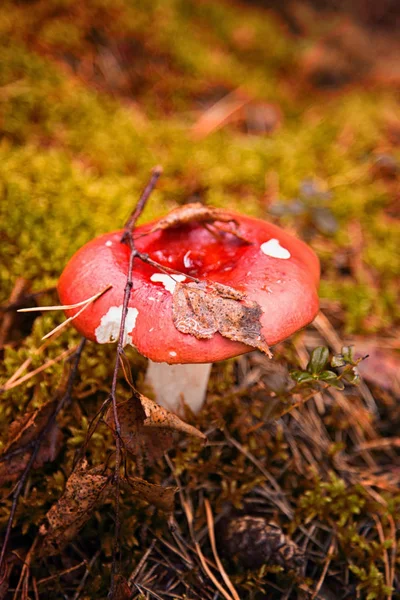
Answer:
[18,284,112,312]
[204,499,240,600]
[18,284,112,341]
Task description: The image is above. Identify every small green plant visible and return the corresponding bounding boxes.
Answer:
[291,345,363,390]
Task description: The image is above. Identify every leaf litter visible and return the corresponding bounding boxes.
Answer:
[0,399,63,486]
[105,391,205,461]
[173,281,272,357]
[39,459,112,557]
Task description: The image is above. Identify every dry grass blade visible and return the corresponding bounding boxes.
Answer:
[193,541,235,600]
[204,499,240,600]
[1,345,76,392]
[3,329,64,389]
[372,515,393,599]
[353,437,400,452]
[164,456,235,600]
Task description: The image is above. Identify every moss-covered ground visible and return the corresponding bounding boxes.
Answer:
[0,0,399,598]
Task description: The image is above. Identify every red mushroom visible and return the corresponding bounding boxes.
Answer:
[58,208,319,413]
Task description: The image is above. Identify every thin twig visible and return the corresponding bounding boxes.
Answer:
[0,338,86,576]
[108,167,162,598]
[121,166,163,242]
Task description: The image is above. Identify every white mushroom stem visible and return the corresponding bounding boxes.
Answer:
[145,361,212,415]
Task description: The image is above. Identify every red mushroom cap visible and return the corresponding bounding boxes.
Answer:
[58,210,320,363]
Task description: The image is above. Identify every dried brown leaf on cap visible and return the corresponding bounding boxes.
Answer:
[0,399,62,486]
[125,475,177,512]
[173,281,272,357]
[39,459,112,556]
[105,391,206,461]
[148,202,249,242]
[149,203,238,232]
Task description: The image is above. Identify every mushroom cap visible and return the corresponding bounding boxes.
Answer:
[58,210,320,363]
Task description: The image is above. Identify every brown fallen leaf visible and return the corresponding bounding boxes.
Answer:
[39,460,112,556]
[2,399,57,456]
[125,475,177,512]
[0,426,62,488]
[140,393,206,439]
[0,399,63,487]
[105,392,205,461]
[173,282,271,357]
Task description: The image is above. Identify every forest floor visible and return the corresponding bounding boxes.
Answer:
[0,0,399,598]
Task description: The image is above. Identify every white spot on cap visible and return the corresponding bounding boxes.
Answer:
[105,240,113,247]
[150,273,186,293]
[95,306,138,346]
[169,351,177,357]
[260,238,291,260]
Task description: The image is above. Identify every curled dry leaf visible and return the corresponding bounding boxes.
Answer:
[0,400,62,487]
[39,460,112,556]
[148,203,250,242]
[126,475,177,512]
[149,203,238,231]
[105,392,205,461]
[173,282,271,357]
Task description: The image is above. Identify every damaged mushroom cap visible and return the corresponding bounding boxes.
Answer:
[57,211,320,363]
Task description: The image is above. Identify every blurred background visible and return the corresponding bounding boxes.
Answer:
[1,1,400,598]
